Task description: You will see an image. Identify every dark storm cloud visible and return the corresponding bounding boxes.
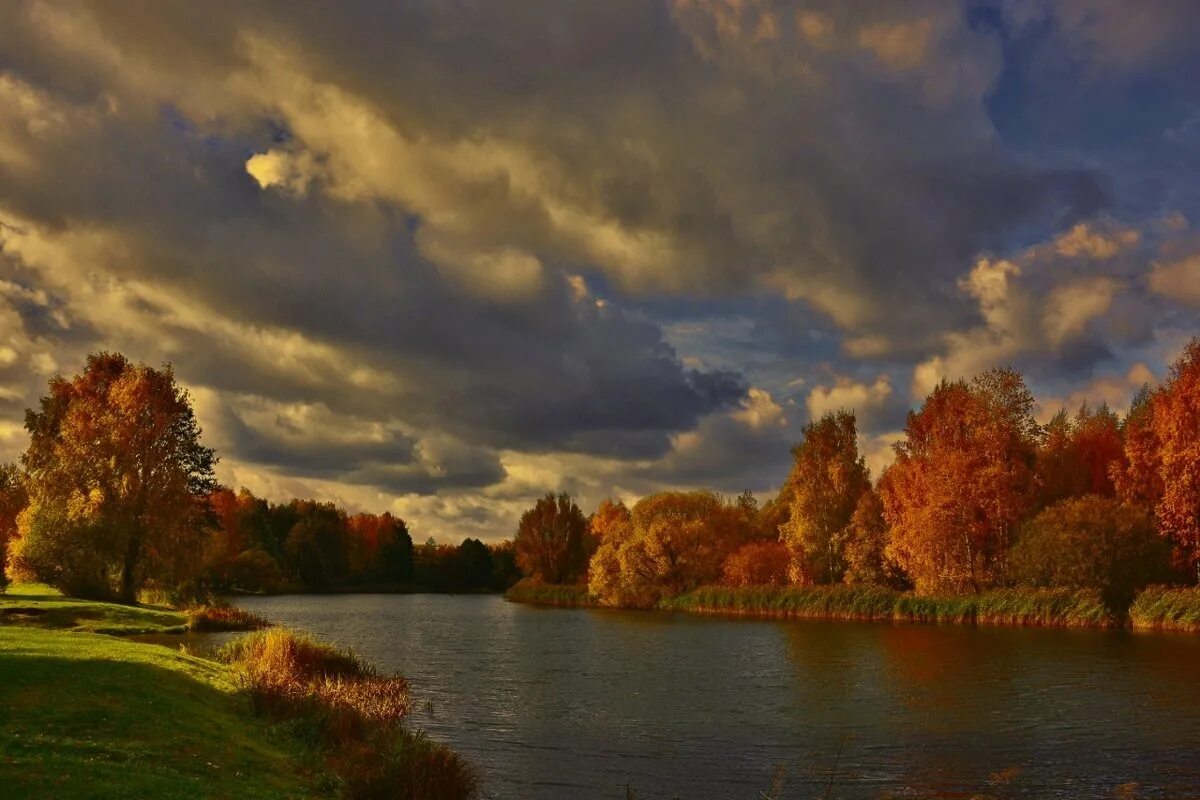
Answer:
[1,1,1199,537]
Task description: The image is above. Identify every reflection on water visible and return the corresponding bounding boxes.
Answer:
[208,594,1200,800]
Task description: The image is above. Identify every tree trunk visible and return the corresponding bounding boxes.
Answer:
[119,530,142,604]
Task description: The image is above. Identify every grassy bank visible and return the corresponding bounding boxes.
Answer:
[503,580,597,607]
[0,626,316,799]
[1129,585,1200,632]
[1,585,478,799]
[661,585,1113,628]
[0,583,269,635]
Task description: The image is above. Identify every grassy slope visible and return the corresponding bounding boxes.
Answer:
[0,583,187,635]
[0,585,317,800]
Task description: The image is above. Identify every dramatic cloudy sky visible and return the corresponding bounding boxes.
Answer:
[2,1,1200,541]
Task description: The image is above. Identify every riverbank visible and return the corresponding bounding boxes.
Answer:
[503,580,598,607]
[507,581,1200,631]
[0,597,315,799]
[0,585,477,799]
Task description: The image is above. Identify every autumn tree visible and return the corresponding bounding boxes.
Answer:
[1036,404,1124,507]
[880,368,1038,594]
[1116,338,1200,581]
[0,463,27,591]
[842,488,904,587]
[1011,496,1169,618]
[721,540,790,587]
[514,493,592,584]
[587,490,757,607]
[780,411,870,584]
[10,353,216,602]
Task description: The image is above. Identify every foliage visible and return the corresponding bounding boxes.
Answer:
[588,490,757,608]
[720,540,790,587]
[779,411,870,584]
[1010,496,1170,618]
[12,353,217,602]
[514,492,592,584]
[1036,404,1124,507]
[1137,338,1200,581]
[0,463,26,592]
[842,488,906,588]
[880,369,1039,595]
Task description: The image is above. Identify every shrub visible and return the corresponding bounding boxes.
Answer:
[1010,496,1171,619]
[219,629,475,799]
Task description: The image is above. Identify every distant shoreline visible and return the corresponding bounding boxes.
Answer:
[504,581,1200,633]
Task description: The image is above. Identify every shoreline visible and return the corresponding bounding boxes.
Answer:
[505,581,1200,633]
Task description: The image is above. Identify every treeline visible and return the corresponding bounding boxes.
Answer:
[204,488,519,594]
[513,337,1200,621]
[0,353,518,602]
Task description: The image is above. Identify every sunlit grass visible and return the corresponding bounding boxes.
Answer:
[0,626,316,799]
[0,582,188,635]
[1129,585,1200,632]
[645,585,1113,628]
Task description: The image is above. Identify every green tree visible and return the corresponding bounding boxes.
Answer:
[1011,495,1169,619]
[11,353,216,602]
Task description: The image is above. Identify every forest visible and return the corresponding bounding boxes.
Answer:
[2,340,1200,628]
[511,337,1200,624]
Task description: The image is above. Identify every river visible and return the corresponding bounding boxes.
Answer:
[225,593,1200,799]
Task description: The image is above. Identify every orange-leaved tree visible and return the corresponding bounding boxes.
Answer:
[779,410,869,585]
[1116,338,1200,582]
[879,368,1038,594]
[11,353,216,602]
[0,463,27,591]
[514,492,592,584]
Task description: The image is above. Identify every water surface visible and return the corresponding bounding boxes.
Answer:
[230,593,1200,799]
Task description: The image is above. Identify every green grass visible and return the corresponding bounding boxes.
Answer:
[503,580,597,607]
[0,626,318,800]
[0,583,188,635]
[657,585,1114,628]
[1129,585,1200,632]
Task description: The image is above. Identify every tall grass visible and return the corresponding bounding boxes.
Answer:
[504,579,597,607]
[185,604,272,632]
[1128,585,1200,632]
[658,585,1114,628]
[220,628,477,799]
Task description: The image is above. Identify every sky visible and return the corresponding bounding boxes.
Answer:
[2,1,1200,542]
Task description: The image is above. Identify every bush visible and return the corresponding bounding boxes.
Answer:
[219,629,475,799]
[1010,496,1170,619]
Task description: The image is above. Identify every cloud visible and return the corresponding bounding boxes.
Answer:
[806,375,893,424]
[0,1,1198,540]
[1149,254,1200,306]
